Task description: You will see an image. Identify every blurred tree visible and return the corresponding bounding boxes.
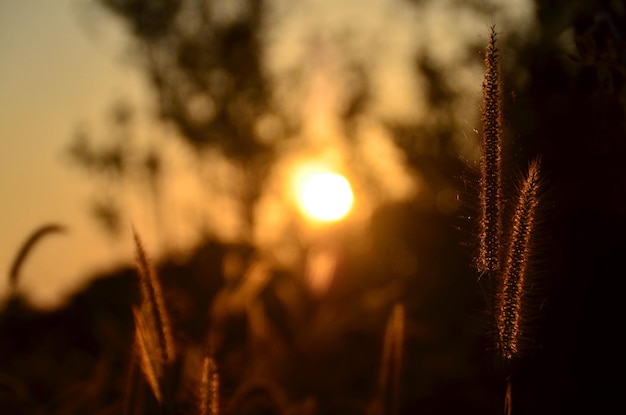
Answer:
[60,0,626,413]
[68,0,280,237]
[66,0,502,240]
[62,0,497,411]
[61,0,522,408]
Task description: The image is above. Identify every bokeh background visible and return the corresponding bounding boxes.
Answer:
[1,1,625,414]
[0,0,536,308]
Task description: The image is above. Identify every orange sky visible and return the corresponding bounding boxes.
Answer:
[0,0,148,308]
[0,0,535,309]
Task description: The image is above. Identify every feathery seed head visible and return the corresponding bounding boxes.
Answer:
[496,159,542,361]
[132,227,175,365]
[478,26,504,277]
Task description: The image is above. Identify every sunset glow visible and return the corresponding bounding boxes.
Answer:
[295,170,354,222]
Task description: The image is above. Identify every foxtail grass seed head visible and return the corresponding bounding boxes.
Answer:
[199,356,220,415]
[478,26,504,277]
[496,159,542,361]
[132,227,175,366]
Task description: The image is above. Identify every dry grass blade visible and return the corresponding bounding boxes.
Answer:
[372,303,405,415]
[132,227,175,366]
[8,223,66,291]
[199,356,220,415]
[496,159,542,361]
[478,26,504,277]
[122,352,145,415]
[133,307,163,403]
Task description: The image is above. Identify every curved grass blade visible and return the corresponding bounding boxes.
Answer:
[8,223,67,290]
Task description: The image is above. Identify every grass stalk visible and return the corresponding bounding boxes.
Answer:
[373,303,405,415]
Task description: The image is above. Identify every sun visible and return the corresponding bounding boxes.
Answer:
[295,169,354,222]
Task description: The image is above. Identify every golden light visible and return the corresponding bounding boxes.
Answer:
[295,169,354,222]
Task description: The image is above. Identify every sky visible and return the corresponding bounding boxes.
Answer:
[0,0,535,309]
[0,0,149,308]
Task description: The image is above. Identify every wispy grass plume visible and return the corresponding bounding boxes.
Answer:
[132,227,175,366]
[478,26,504,278]
[474,28,548,415]
[495,159,542,362]
[131,227,175,405]
[494,159,542,415]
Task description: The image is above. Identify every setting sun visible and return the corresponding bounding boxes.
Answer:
[295,170,354,222]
